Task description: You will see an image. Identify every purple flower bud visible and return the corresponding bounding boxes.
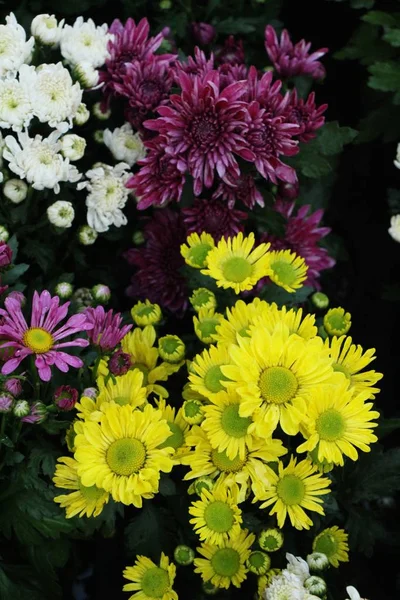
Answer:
[3,377,23,397]
[109,350,132,376]
[278,181,299,200]
[0,242,12,269]
[82,387,97,399]
[54,385,79,411]
[0,393,13,413]
[21,402,47,423]
[191,22,216,46]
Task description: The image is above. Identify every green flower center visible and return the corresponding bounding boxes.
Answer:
[222,257,252,283]
[332,363,351,379]
[79,481,105,502]
[204,500,234,533]
[106,438,146,476]
[314,533,338,558]
[324,309,350,334]
[141,567,170,598]
[187,243,213,268]
[221,404,251,438]
[198,318,219,340]
[259,366,298,405]
[260,535,279,551]
[23,327,53,354]
[184,400,202,419]
[211,449,246,473]
[316,409,345,441]
[270,260,298,286]
[159,422,184,450]
[192,289,213,308]
[210,548,240,577]
[277,474,305,506]
[204,365,229,393]
[136,306,155,317]
[161,337,181,355]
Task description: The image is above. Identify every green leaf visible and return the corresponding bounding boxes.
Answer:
[383,28,400,47]
[159,474,177,497]
[376,418,400,438]
[28,446,61,478]
[317,121,358,155]
[259,285,313,306]
[351,0,374,7]
[368,61,400,91]
[125,503,176,559]
[215,17,259,34]
[6,235,19,259]
[362,10,395,26]
[2,263,29,285]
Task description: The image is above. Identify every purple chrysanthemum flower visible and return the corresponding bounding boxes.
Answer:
[213,175,264,209]
[124,209,188,314]
[215,35,245,66]
[0,291,92,382]
[262,199,335,287]
[84,306,132,352]
[145,71,252,195]
[191,22,216,46]
[182,197,247,241]
[265,25,328,80]
[219,63,248,90]
[126,137,186,209]
[109,350,132,376]
[285,89,328,143]
[173,47,214,82]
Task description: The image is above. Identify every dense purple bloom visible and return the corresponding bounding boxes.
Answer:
[182,197,247,241]
[173,47,214,82]
[265,25,328,80]
[215,35,245,66]
[285,89,328,143]
[84,306,132,352]
[191,22,216,46]
[109,350,132,376]
[218,63,248,90]
[124,209,188,314]
[213,175,264,209]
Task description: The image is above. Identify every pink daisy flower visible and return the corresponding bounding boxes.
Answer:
[0,291,92,382]
[84,306,132,352]
[215,35,245,66]
[182,197,247,240]
[213,175,264,209]
[285,89,328,143]
[265,25,328,80]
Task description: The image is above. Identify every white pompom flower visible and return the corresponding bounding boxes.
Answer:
[3,178,28,203]
[0,78,33,131]
[3,131,81,193]
[77,162,132,233]
[0,13,35,79]
[19,63,82,133]
[47,200,75,228]
[60,134,86,161]
[60,17,113,68]
[103,123,146,167]
[31,14,64,47]
[389,214,400,243]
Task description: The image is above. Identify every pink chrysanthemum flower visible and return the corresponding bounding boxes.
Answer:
[126,137,186,209]
[124,209,188,314]
[84,306,132,352]
[285,89,328,143]
[219,63,248,90]
[182,197,247,241]
[265,25,328,80]
[145,71,252,195]
[215,35,245,66]
[0,291,92,382]
[262,199,335,287]
[174,47,214,82]
[213,174,264,209]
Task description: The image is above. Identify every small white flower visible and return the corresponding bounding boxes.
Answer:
[73,61,99,89]
[3,178,28,203]
[3,131,81,193]
[0,13,35,79]
[31,14,64,47]
[55,282,73,298]
[285,553,310,584]
[78,225,98,245]
[19,63,82,132]
[264,571,308,600]
[0,225,9,242]
[0,78,33,131]
[103,123,146,167]
[389,214,400,243]
[47,200,75,228]
[394,143,400,170]
[77,162,132,233]
[60,17,113,68]
[74,103,90,126]
[60,134,86,161]
[93,102,111,120]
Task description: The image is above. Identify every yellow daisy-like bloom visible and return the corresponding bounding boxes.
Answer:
[201,389,255,460]
[194,309,224,344]
[323,307,351,336]
[268,250,308,293]
[131,300,162,327]
[297,379,379,466]
[123,552,178,600]
[53,457,109,518]
[189,344,232,400]
[201,232,271,294]
[194,529,255,589]
[181,232,215,269]
[182,426,287,503]
[76,370,147,422]
[222,323,336,437]
[312,526,349,567]
[189,483,242,545]
[258,456,331,530]
[326,335,383,398]
[253,303,317,340]
[156,397,191,464]
[190,288,217,312]
[213,298,268,346]
[74,403,174,507]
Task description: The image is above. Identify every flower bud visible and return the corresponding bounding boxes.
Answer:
[246,551,271,575]
[78,225,98,246]
[73,287,93,308]
[160,0,172,8]
[304,576,327,598]
[47,201,75,228]
[31,14,64,46]
[202,581,218,595]
[258,528,284,552]
[13,399,30,418]
[93,130,104,144]
[54,385,78,411]
[307,552,330,573]
[82,387,98,400]
[323,307,351,336]
[191,22,216,46]
[93,102,111,120]
[92,284,111,304]
[0,392,13,413]
[0,242,12,269]
[74,103,90,125]
[132,231,145,245]
[109,351,132,376]
[174,545,195,566]
[3,179,28,204]
[190,288,217,312]
[60,134,86,161]
[73,61,99,89]
[131,300,162,327]
[55,282,74,299]
[158,335,185,363]
[194,476,214,496]
[22,401,47,423]
[182,399,204,424]
[0,226,10,242]
[312,292,329,310]
[3,378,22,397]
[278,180,299,200]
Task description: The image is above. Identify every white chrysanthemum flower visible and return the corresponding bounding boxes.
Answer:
[394,143,400,170]
[0,78,33,131]
[74,103,90,126]
[77,162,132,233]
[285,554,310,584]
[31,14,64,47]
[264,571,309,600]
[0,13,34,79]
[78,225,98,245]
[60,134,86,161]
[73,61,100,89]
[3,131,81,193]
[103,123,146,167]
[389,214,400,243]
[47,200,75,228]
[60,17,112,68]
[3,178,28,203]
[19,63,82,132]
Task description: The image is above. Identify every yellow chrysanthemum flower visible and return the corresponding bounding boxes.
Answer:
[131,300,162,327]
[201,232,271,293]
[194,529,255,589]
[123,553,177,600]
[190,288,217,312]
[181,232,215,269]
[53,456,109,518]
[222,323,336,437]
[258,457,331,530]
[326,335,383,398]
[297,379,379,466]
[189,482,242,545]
[268,250,308,293]
[312,526,349,567]
[76,370,147,422]
[213,298,268,346]
[323,307,351,336]
[201,389,255,460]
[252,303,317,340]
[156,397,191,464]
[194,309,224,344]
[74,403,174,507]
[182,427,287,503]
[189,344,232,400]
